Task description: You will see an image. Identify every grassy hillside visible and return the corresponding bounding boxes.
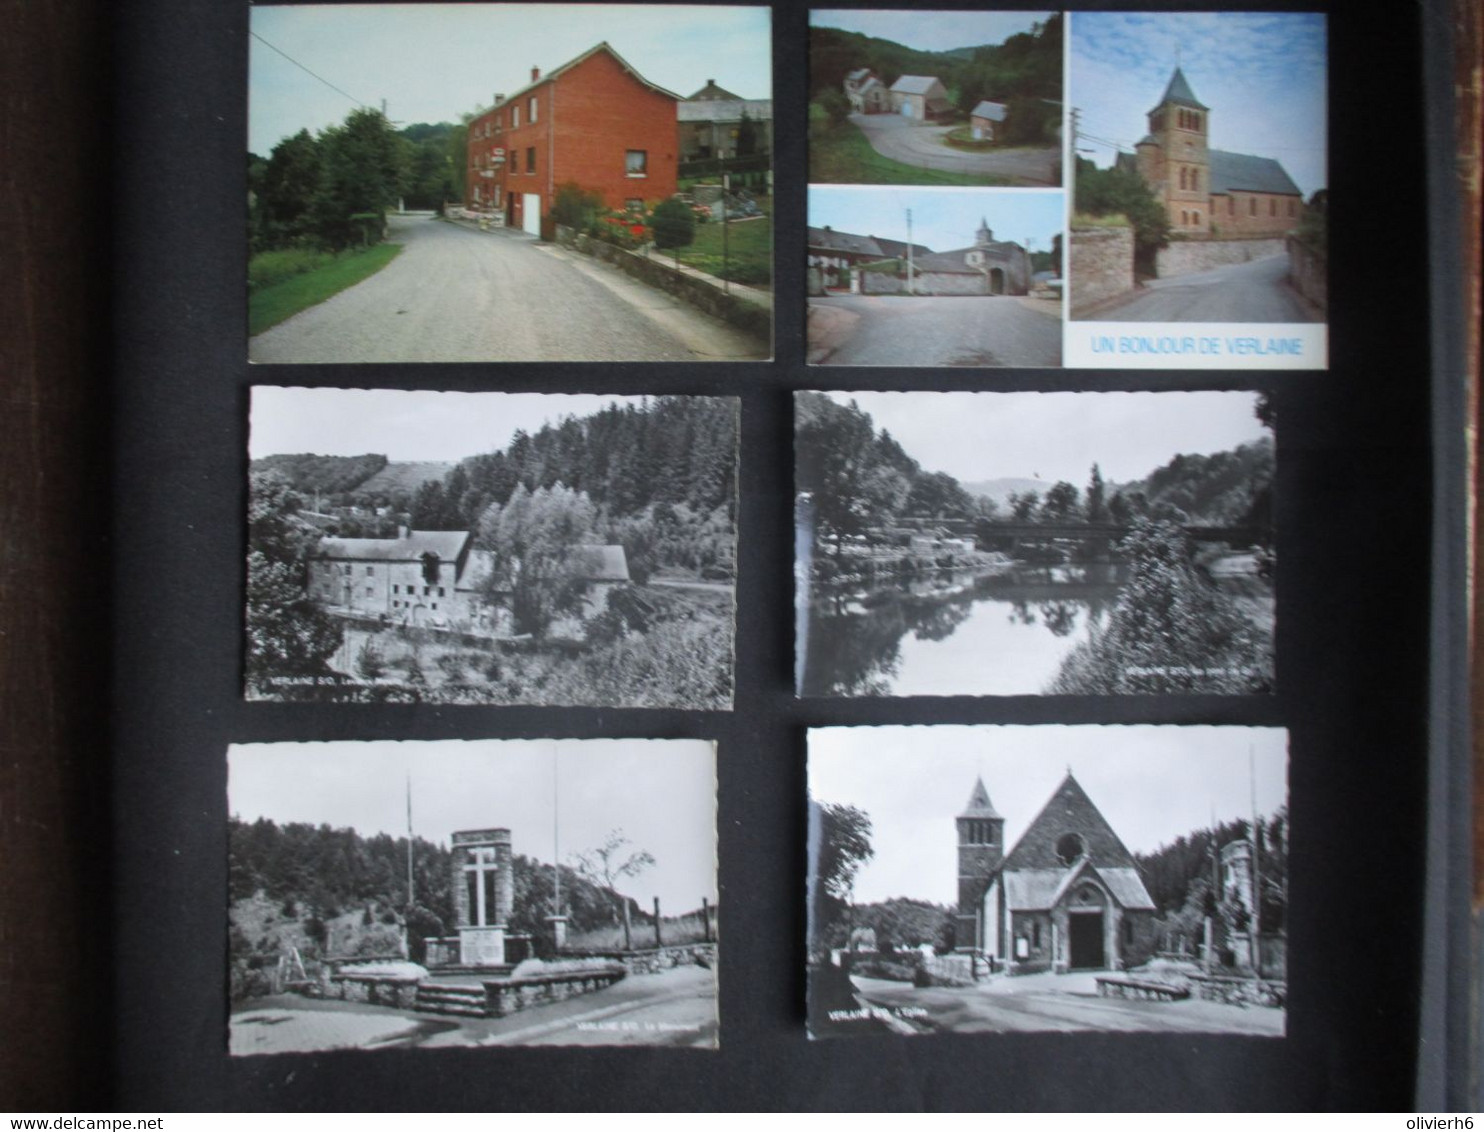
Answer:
[355,460,457,498]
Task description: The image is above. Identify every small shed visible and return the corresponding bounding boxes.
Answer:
[970,100,1008,141]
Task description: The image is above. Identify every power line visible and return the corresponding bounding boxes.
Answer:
[250,30,369,110]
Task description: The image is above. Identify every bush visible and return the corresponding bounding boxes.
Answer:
[552,182,603,231]
[651,197,697,250]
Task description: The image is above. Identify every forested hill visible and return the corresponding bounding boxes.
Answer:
[251,453,388,495]
[1121,437,1274,527]
[1132,809,1289,931]
[228,816,648,941]
[410,396,738,532]
[808,15,1061,103]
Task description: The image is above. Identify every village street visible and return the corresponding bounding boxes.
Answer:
[850,972,1284,1036]
[249,215,768,363]
[850,113,1060,186]
[809,293,1062,367]
[1081,254,1320,323]
[230,966,718,1054]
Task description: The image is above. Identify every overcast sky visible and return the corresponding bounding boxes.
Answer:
[249,387,658,462]
[810,725,1288,907]
[249,4,772,155]
[1070,11,1326,198]
[811,9,1051,54]
[807,390,1267,486]
[809,187,1063,257]
[229,739,717,909]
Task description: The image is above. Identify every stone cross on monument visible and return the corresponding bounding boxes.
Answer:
[451,829,514,966]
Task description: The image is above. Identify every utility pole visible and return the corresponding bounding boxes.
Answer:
[405,773,414,908]
[721,173,731,296]
[1250,745,1262,979]
[906,208,914,295]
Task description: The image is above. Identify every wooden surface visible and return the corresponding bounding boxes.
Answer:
[0,0,112,1109]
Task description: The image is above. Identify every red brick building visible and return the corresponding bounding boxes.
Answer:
[466,42,680,235]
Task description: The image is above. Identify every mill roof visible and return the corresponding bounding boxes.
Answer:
[574,544,630,582]
[807,226,886,258]
[890,74,943,96]
[1209,149,1302,196]
[315,530,470,563]
[1152,66,1208,112]
[958,776,1002,820]
[970,100,1008,122]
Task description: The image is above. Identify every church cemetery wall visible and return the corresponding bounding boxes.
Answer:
[1068,226,1134,317]
[1155,236,1285,279]
[860,272,999,297]
[1286,234,1327,312]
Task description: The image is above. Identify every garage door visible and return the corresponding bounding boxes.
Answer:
[521,193,541,236]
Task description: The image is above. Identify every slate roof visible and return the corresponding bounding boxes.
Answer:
[970,100,1008,122]
[913,240,1021,273]
[959,777,1002,820]
[315,530,470,564]
[845,67,872,83]
[890,74,943,96]
[1209,149,1301,196]
[677,99,773,123]
[871,235,933,259]
[807,226,886,258]
[1153,66,1208,112]
[1001,864,1155,912]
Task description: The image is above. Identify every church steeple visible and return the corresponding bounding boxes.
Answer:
[956,776,1005,954]
[1141,63,1211,234]
[974,217,994,247]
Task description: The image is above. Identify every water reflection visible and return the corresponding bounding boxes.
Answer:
[800,565,1124,697]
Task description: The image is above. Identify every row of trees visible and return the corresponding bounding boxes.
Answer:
[249,109,464,252]
[229,816,660,960]
[1134,810,1289,936]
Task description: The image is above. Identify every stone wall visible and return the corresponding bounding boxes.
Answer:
[1069,226,1134,317]
[1286,235,1327,313]
[860,272,1003,297]
[324,973,422,1009]
[1155,236,1285,279]
[554,224,770,342]
[480,966,627,1017]
[564,942,717,975]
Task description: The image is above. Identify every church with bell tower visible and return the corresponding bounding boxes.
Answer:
[1118,65,1304,238]
[955,777,1004,953]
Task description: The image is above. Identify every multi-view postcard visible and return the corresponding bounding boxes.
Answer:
[228,739,719,1053]
[807,725,1289,1038]
[247,387,738,708]
[248,4,772,363]
[795,390,1275,696]
[806,9,1327,370]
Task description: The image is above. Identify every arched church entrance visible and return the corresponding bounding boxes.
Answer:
[1068,910,1105,969]
[988,267,1006,295]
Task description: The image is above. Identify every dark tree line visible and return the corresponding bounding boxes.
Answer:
[1134,809,1289,935]
[229,816,655,953]
[251,453,389,497]
[249,110,464,253]
[809,16,1062,110]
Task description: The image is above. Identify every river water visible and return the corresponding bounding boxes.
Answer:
[799,564,1126,697]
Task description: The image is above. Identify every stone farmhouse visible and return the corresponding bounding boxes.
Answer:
[307,527,630,633]
[1114,66,1304,237]
[465,42,680,236]
[955,774,1158,974]
[843,68,890,114]
[808,220,1031,296]
[677,80,772,164]
[889,75,952,121]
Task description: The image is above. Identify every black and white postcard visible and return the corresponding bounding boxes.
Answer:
[247,388,737,708]
[248,4,772,363]
[807,724,1288,1038]
[807,187,1065,367]
[1065,11,1327,368]
[229,738,718,1054]
[796,390,1275,696]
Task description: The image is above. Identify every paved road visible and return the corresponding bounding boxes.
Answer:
[1087,254,1320,323]
[853,972,1284,1036]
[230,966,718,1053]
[250,215,768,363]
[810,294,1062,367]
[851,114,1060,186]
